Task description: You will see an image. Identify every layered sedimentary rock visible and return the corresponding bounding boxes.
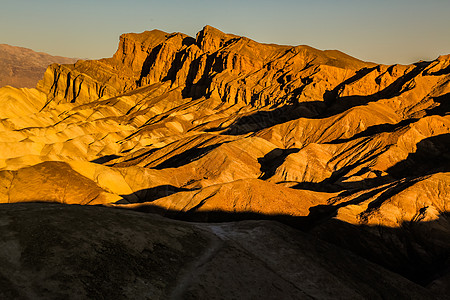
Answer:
[0,26,449,296]
[36,25,374,106]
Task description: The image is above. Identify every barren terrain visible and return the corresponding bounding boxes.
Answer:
[0,26,448,298]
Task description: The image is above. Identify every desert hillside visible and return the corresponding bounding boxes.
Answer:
[0,44,78,88]
[0,203,436,299]
[0,26,448,298]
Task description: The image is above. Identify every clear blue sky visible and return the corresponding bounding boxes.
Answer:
[1,0,449,65]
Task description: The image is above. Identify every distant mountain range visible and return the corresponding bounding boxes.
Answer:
[0,44,78,88]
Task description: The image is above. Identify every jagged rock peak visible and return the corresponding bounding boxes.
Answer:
[34,25,380,108]
[196,25,237,52]
[119,29,168,43]
[112,29,168,67]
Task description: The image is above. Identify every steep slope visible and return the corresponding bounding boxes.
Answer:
[0,26,448,292]
[0,44,78,88]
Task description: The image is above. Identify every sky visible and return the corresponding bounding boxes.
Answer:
[1,0,449,65]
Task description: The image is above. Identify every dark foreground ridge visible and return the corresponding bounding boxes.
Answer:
[0,203,438,299]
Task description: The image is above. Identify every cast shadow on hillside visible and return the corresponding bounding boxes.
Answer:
[258,148,300,180]
[114,134,450,288]
[162,37,196,83]
[150,143,223,169]
[120,202,449,290]
[322,63,429,114]
[212,66,378,135]
[292,133,450,210]
[325,118,419,145]
[216,101,326,135]
[117,134,449,218]
[216,63,430,135]
[137,45,163,86]
[285,134,450,252]
[387,133,450,179]
[90,155,121,165]
[181,54,216,99]
[256,133,450,251]
[137,36,196,87]
[426,92,450,117]
[327,92,449,145]
[118,185,198,204]
[425,63,450,76]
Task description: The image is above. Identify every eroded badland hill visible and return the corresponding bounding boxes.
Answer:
[0,26,449,298]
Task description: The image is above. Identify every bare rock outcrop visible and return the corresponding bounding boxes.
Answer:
[37,26,375,108]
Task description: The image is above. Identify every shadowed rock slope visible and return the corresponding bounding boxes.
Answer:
[0,203,436,299]
[0,44,78,88]
[0,26,449,296]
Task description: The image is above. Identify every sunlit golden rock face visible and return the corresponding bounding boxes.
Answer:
[36,25,375,106]
[0,26,449,290]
